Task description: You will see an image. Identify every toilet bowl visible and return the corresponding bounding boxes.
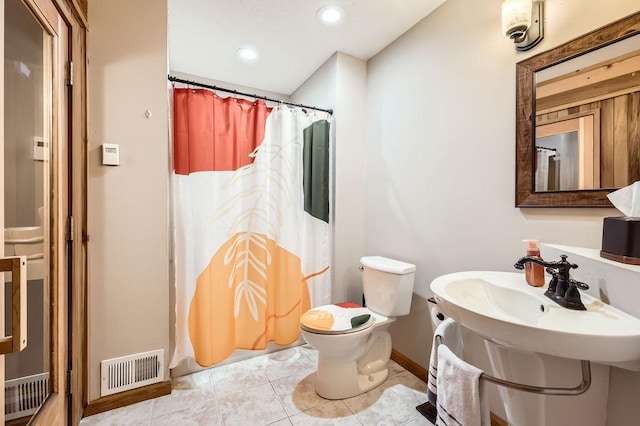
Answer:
[300,256,416,399]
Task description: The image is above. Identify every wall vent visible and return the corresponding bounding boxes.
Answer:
[100,349,163,397]
[5,372,50,421]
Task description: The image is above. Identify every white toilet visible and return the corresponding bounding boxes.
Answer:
[300,256,416,399]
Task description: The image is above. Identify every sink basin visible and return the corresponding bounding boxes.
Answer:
[430,271,640,365]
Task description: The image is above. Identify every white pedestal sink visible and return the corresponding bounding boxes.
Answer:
[430,270,640,426]
[431,271,640,367]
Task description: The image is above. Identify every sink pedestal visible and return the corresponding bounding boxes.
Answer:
[463,331,610,426]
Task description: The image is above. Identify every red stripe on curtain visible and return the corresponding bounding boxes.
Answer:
[173,88,272,174]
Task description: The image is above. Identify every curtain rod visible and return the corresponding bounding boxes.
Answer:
[168,75,333,115]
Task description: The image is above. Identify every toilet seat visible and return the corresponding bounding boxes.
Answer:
[300,304,374,335]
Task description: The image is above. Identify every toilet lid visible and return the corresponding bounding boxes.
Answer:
[300,304,374,335]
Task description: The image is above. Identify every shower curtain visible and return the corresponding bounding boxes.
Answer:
[535,148,556,192]
[170,88,333,368]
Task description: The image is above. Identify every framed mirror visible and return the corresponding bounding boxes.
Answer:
[516,11,640,207]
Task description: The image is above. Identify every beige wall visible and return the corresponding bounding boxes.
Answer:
[87,0,169,401]
[366,0,640,422]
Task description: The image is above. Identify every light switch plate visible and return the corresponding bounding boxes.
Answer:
[102,143,120,166]
[33,136,47,161]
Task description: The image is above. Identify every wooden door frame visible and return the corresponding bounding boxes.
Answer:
[63,0,88,422]
[14,0,87,424]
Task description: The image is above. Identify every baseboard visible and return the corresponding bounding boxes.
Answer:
[5,417,30,426]
[490,412,509,426]
[393,349,509,426]
[83,380,172,418]
[391,349,427,382]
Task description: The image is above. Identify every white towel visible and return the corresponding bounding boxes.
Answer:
[435,345,489,426]
[427,318,462,406]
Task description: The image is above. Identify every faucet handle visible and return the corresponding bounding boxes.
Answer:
[570,279,589,291]
[559,254,578,270]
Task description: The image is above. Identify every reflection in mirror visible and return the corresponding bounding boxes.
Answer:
[534,37,640,193]
[515,11,640,207]
[535,112,597,191]
[536,133,577,191]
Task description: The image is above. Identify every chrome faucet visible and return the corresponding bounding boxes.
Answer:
[514,254,589,310]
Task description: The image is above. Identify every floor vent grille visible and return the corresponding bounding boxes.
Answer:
[100,349,163,397]
[5,372,50,421]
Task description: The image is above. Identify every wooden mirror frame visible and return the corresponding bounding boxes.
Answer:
[515,11,640,207]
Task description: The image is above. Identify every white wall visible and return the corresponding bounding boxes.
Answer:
[366,0,640,423]
[366,0,637,368]
[292,52,367,305]
[87,0,169,401]
[290,54,337,126]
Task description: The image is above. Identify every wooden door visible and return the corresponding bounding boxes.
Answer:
[1,0,71,423]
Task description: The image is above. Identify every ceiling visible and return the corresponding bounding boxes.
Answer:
[168,0,446,95]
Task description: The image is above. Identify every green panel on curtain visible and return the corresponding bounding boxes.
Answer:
[303,120,330,223]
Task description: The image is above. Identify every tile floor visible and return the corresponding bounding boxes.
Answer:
[80,345,434,426]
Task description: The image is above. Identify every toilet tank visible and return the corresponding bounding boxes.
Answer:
[361,256,416,316]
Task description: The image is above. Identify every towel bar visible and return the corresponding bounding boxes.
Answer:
[435,335,591,396]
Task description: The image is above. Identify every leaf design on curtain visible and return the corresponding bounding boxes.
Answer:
[211,142,296,237]
[223,232,271,320]
[187,233,310,366]
[173,98,334,368]
[210,130,299,321]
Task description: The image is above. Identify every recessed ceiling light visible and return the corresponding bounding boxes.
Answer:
[237,47,259,62]
[317,5,344,25]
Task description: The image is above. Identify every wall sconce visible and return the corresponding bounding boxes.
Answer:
[502,0,544,51]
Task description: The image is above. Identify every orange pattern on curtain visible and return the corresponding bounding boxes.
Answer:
[174,89,328,366]
[173,88,272,174]
[188,233,311,366]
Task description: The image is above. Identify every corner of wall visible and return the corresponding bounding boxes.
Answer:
[290,52,368,305]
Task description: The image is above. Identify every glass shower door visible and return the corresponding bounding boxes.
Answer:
[3,0,52,420]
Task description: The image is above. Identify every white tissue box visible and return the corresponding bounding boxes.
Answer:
[601,217,640,265]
